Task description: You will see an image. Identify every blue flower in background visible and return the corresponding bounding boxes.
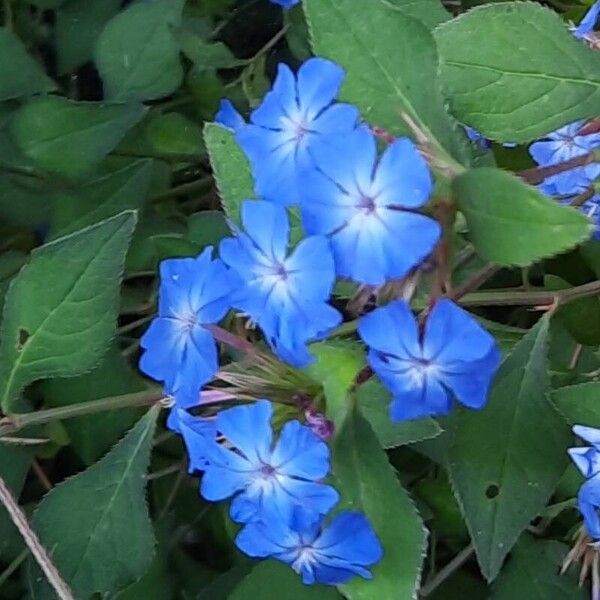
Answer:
[529,121,600,196]
[236,507,383,585]
[270,0,300,7]
[574,1,600,38]
[139,248,234,410]
[236,57,359,206]
[358,299,500,422]
[301,125,440,285]
[220,201,341,367]
[578,477,600,540]
[168,408,216,472]
[199,400,339,524]
[215,99,245,132]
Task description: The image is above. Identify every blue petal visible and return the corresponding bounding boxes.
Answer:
[312,511,383,581]
[235,519,297,558]
[215,99,245,132]
[574,424,600,448]
[358,300,420,358]
[579,477,600,539]
[216,399,274,464]
[423,299,498,364]
[529,140,563,167]
[276,479,339,520]
[240,200,290,263]
[139,317,185,386]
[569,446,600,478]
[296,58,345,121]
[286,236,336,301]
[372,137,433,209]
[388,376,452,422]
[251,63,297,128]
[311,103,359,137]
[574,0,600,38]
[169,409,216,472]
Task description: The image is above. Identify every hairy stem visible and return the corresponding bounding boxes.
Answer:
[0,388,163,437]
[0,477,75,600]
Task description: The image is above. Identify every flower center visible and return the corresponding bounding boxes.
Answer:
[358,194,377,213]
[407,358,440,386]
[177,310,198,334]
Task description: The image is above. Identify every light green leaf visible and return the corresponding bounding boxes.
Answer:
[230,560,342,600]
[49,159,151,239]
[27,407,159,599]
[95,0,185,101]
[0,212,137,412]
[305,340,365,427]
[448,314,571,581]
[204,123,255,224]
[9,97,145,179]
[146,113,204,156]
[490,535,585,599]
[333,407,426,599]
[383,0,450,28]
[56,0,122,74]
[40,347,147,465]
[304,0,470,164]
[551,381,600,427]
[0,29,55,101]
[435,2,600,143]
[453,168,593,266]
[357,379,442,448]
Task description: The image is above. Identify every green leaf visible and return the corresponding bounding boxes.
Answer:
[188,210,231,249]
[230,560,342,599]
[95,0,185,101]
[490,535,585,599]
[27,407,159,599]
[383,0,450,29]
[176,29,244,69]
[204,123,255,225]
[0,29,56,100]
[453,168,593,266]
[305,340,365,427]
[9,97,145,179]
[448,314,571,581]
[435,2,600,143]
[0,445,31,560]
[146,113,204,156]
[0,212,137,412]
[40,347,147,465]
[56,0,122,74]
[333,407,426,599]
[550,382,600,427]
[303,0,470,164]
[357,379,441,448]
[49,160,152,240]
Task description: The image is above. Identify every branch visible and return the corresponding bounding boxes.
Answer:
[518,150,599,185]
[420,543,475,597]
[0,477,74,600]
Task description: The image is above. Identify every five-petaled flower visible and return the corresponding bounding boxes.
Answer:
[199,400,339,524]
[300,125,440,285]
[236,57,359,206]
[220,200,341,367]
[236,507,383,585]
[358,299,501,422]
[139,248,234,410]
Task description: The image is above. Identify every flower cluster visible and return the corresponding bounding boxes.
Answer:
[139,54,506,584]
[569,425,600,540]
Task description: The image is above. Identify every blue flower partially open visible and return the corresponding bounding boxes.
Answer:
[359,299,500,422]
[236,507,383,585]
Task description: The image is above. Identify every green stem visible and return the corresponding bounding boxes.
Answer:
[420,544,474,597]
[148,176,213,204]
[0,388,163,437]
[0,549,27,589]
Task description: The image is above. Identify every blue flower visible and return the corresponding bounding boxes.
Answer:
[220,200,341,367]
[569,425,600,479]
[236,507,383,585]
[215,99,245,132]
[168,408,216,473]
[270,0,300,7]
[236,58,359,206]
[199,400,339,524]
[139,248,234,409]
[579,477,600,540]
[574,1,600,39]
[358,299,500,422]
[464,126,491,150]
[529,121,600,196]
[300,126,440,285]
